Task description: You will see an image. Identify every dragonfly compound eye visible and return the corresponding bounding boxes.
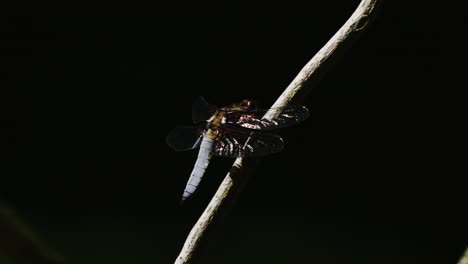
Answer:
[240,99,255,109]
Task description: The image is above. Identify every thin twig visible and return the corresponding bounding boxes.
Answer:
[174,0,383,263]
[458,247,468,264]
[0,201,64,264]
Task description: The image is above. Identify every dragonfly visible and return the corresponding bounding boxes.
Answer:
[166,96,309,203]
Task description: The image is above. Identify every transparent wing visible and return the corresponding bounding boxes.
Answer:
[192,96,217,124]
[166,126,204,151]
[223,105,309,130]
[212,124,284,158]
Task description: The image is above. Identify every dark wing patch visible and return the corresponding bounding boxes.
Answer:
[223,105,309,130]
[212,124,284,158]
[166,126,203,151]
[192,96,217,123]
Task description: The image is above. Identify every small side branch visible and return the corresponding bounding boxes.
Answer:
[459,247,468,264]
[175,0,383,263]
[0,202,64,264]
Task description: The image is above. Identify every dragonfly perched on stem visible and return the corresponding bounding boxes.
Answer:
[166,96,309,203]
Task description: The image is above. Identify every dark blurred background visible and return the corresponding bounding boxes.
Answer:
[1,1,466,263]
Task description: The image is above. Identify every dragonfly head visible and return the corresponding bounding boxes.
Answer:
[239,99,256,110]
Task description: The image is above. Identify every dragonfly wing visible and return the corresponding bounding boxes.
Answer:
[224,105,309,130]
[212,124,284,158]
[192,96,217,123]
[166,126,204,151]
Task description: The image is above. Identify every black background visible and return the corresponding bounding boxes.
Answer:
[1,1,466,263]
